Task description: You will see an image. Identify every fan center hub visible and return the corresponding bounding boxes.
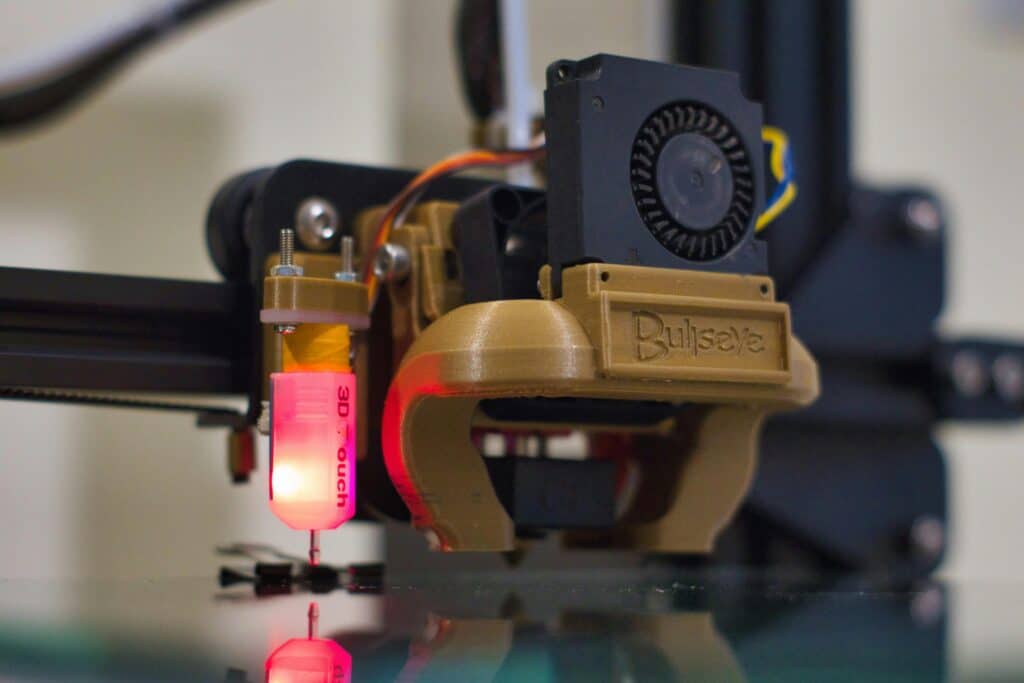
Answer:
[656,132,734,231]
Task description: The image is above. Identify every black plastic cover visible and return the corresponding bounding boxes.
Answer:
[485,457,616,530]
[453,185,547,303]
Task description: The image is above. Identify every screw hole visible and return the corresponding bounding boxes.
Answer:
[759,284,770,296]
[600,271,610,282]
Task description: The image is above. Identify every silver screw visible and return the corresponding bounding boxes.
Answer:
[280,228,293,264]
[905,197,942,241]
[951,350,988,397]
[295,197,340,251]
[270,228,303,277]
[281,229,294,265]
[270,229,302,335]
[334,236,357,282]
[993,353,1024,402]
[373,242,411,284]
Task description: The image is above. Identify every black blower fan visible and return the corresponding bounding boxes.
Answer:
[544,54,766,295]
[630,102,754,262]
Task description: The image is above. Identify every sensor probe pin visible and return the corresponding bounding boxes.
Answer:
[309,530,320,567]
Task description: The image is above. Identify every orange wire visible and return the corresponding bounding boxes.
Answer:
[362,147,544,308]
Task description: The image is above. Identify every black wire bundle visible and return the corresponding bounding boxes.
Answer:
[453,0,504,121]
[0,0,253,134]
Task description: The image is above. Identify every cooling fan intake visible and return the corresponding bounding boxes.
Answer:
[630,102,754,262]
[544,54,767,294]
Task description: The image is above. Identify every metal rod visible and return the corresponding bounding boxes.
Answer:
[499,0,533,185]
[309,530,320,566]
[307,601,319,639]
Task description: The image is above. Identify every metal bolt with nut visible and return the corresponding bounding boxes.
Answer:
[270,228,302,334]
[334,236,357,282]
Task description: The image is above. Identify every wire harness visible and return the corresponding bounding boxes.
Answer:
[756,126,798,232]
[361,145,545,308]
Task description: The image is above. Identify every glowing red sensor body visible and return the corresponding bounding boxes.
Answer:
[265,637,351,683]
[269,371,356,531]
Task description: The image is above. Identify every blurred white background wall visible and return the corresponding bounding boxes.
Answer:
[0,0,1022,590]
